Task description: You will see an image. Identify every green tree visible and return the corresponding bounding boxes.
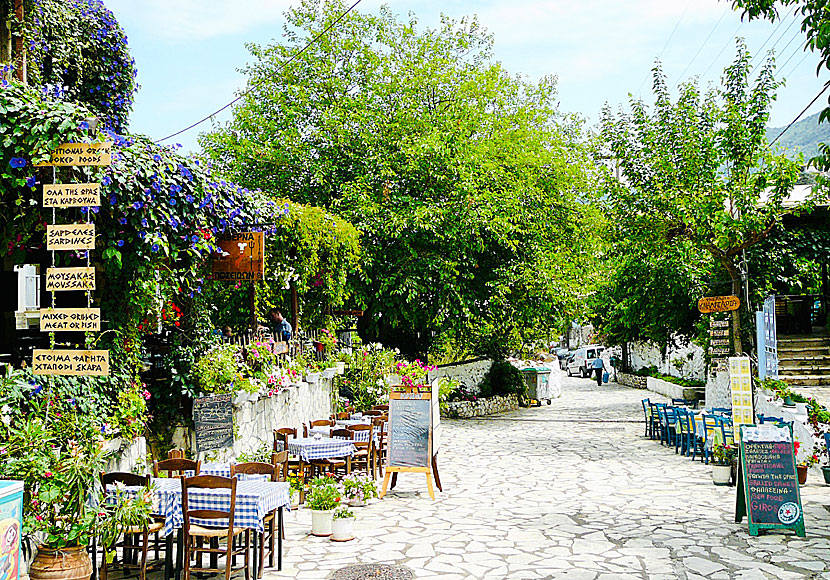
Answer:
[201,0,598,357]
[601,42,807,354]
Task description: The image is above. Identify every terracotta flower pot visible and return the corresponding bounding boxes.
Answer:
[797,465,808,485]
[29,546,93,580]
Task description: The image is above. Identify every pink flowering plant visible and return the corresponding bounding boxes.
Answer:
[396,359,435,388]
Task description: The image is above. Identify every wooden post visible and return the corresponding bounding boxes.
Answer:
[249,281,256,329]
[12,0,25,83]
[290,283,299,335]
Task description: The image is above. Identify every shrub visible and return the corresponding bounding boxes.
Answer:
[479,361,526,399]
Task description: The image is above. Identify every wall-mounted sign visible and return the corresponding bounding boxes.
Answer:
[193,394,234,453]
[43,183,101,208]
[32,349,109,376]
[729,356,754,436]
[35,142,112,167]
[46,224,95,250]
[709,347,731,356]
[210,232,265,281]
[698,295,741,313]
[45,267,95,291]
[39,308,101,332]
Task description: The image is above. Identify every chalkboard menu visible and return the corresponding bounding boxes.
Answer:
[193,394,234,453]
[735,424,805,537]
[387,395,431,468]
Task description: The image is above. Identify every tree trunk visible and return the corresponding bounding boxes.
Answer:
[721,257,743,354]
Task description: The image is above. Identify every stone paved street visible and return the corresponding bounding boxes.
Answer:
[268,374,830,580]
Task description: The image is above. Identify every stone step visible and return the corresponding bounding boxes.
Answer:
[777,346,830,356]
[778,339,830,350]
[779,366,830,376]
[781,375,830,386]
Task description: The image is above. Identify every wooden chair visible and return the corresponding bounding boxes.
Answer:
[371,404,389,412]
[372,417,388,479]
[303,419,334,437]
[332,412,350,420]
[153,458,200,478]
[167,448,186,459]
[181,475,250,580]
[230,463,282,576]
[362,410,383,417]
[100,472,165,580]
[271,451,289,482]
[346,424,372,475]
[331,428,352,439]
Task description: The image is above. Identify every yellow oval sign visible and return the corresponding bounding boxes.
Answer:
[698,295,741,313]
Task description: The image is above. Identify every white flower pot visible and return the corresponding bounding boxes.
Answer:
[794,402,808,415]
[330,517,355,541]
[305,372,321,384]
[335,362,345,375]
[348,497,364,507]
[712,465,731,486]
[322,368,336,379]
[310,509,334,536]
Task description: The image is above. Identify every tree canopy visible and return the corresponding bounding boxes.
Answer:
[201,0,600,357]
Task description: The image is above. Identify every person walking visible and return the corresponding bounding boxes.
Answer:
[591,356,605,386]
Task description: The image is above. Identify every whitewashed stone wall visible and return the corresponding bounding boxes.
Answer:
[630,337,706,380]
[443,394,518,419]
[755,389,823,476]
[646,377,701,400]
[103,436,147,473]
[617,372,647,389]
[705,371,731,410]
[173,378,335,462]
[428,358,493,395]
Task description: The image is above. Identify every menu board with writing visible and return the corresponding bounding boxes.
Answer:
[45,267,95,291]
[729,356,754,439]
[735,424,805,537]
[32,349,109,376]
[46,224,95,250]
[43,183,101,208]
[387,394,431,468]
[35,142,113,167]
[193,394,234,453]
[39,308,101,332]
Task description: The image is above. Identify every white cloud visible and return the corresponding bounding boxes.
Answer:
[108,0,289,42]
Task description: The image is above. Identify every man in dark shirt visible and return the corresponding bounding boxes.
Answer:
[266,308,292,342]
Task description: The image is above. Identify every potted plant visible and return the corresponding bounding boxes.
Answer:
[286,474,303,508]
[342,475,377,507]
[99,484,154,565]
[796,453,818,485]
[711,443,735,486]
[305,475,341,536]
[330,506,355,541]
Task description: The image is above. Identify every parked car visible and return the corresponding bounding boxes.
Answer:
[566,345,606,378]
[560,352,574,371]
[555,348,573,370]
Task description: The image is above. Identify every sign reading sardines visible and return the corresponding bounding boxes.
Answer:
[32,349,109,376]
[36,142,112,166]
[39,308,101,332]
[45,267,95,291]
[46,224,95,250]
[43,183,101,208]
[698,295,741,313]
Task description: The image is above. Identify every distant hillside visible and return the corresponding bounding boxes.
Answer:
[766,112,830,161]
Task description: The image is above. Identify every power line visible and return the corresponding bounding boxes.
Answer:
[768,82,830,149]
[156,0,364,143]
[780,49,811,80]
[750,9,801,76]
[701,21,744,79]
[748,5,796,68]
[672,6,729,89]
[637,0,692,95]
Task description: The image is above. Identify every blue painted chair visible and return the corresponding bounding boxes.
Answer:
[697,414,720,464]
[648,402,661,440]
[657,404,677,447]
[717,415,735,446]
[674,407,693,455]
[641,399,651,438]
[710,407,732,416]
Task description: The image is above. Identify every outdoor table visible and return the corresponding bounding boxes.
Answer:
[309,425,377,443]
[279,436,357,462]
[337,418,371,427]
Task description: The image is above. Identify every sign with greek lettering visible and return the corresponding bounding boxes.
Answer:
[32,349,109,376]
[193,394,234,453]
[39,308,101,332]
[210,232,265,281]
[46,224,95,250]
[735,424,805,537]
[45,267,95,291]
[709,318,730,328]
[43,183,101,208]
[698,295,741,313]
[35,142,112,166]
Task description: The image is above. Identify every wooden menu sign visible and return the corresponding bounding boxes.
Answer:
[32,349,109,376]
[35,142,112,166]
[43,183,101,208]
[46,224,95,250]
[193,394,234,453]
[698,295,741,313]
[210,232,265,281]
[735,424,805,537]
[39,308,101,332]
[45,267,95,291]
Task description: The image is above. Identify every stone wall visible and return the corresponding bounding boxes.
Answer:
[755,389,824,476]
[617,372,647,389]
[629,337,706,381]
[705,371,731,410]
[103,436,147,473]
[428,358,493,395]
[442,393,518,419]
[646,377,703,401]
[173,378,335,462]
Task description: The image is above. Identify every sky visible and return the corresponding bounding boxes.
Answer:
[106,0,830,152]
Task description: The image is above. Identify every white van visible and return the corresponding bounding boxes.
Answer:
[566,345,605,378]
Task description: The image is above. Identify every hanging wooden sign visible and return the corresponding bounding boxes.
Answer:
[698,295,741,313]
[39,308,101,332]
[210,232,265,281]
[43,183,101,208]
[32,349,109,376]
[735,424,805,537]
[35,142,112,167]
[45,267,95,291]
[46,224,95,250]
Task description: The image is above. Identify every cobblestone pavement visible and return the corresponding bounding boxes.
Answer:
[267,374,830,580]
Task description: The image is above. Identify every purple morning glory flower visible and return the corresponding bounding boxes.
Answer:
[170,198,177,206]
[151,243,159,252]
[119,217,127,225]
[9,157,26,169]
[141,218,148,227]
[117,240,124,247]
[80,207,89,214]
[109,196,117,205]
[132,201,143,210]
[102,175,112,186]
[191,235,198,243]
[186,195,194,203]
[153,154,161,162]
[91,206,99,214]
[139,231,147,239]
[26,176,36,188]
[79,121,89,130]
[170,184,182,194]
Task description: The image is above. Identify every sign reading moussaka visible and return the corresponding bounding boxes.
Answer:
[36,142,112,166]
[698,295,741,313]
[45,267,95,291]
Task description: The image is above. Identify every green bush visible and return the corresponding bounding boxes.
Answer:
[192,344,241,393]
[479,361,526,399]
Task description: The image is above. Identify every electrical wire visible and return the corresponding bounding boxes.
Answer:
[672,6,729,90]
[155,0,364,143]
[701,21,744,79]
[767,82,830,149]
[636,0,692,95]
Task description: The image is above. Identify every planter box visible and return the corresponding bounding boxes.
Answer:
[646,377,701,401]
[443,394,518,419]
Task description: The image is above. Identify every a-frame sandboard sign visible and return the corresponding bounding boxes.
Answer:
[735,423,805,537]
[379,384,442,500]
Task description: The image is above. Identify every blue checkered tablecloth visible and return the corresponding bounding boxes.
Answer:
[154,478,290,537]
[277,437,356,461]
